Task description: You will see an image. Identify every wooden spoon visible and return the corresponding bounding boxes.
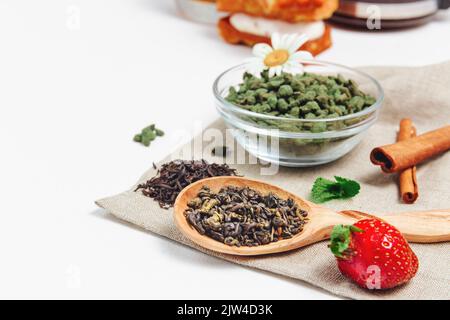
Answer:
[173,176,450,256]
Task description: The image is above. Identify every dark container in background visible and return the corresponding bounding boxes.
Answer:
[330,0,450,29]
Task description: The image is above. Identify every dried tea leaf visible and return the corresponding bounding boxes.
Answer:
[135,160,239,209]
[184,186,309,247]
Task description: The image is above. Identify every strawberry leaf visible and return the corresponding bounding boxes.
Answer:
[329,224,363,258]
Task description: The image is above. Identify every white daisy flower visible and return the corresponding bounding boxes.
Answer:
[246,33,314,78]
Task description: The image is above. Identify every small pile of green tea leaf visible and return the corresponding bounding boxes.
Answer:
[133,124,164,147]
[226,71,376,119]
[311,176,361,203]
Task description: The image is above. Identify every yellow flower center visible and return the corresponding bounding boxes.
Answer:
[264,49,290,67]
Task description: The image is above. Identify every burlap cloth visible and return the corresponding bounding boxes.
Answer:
[96,61,450,300]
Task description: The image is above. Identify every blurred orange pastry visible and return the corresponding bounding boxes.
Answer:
[176,0,225,24]
[217,0,338,55]
[218,16,332,56]
[217,0,339,22]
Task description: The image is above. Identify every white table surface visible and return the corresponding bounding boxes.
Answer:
[1,0,449,299]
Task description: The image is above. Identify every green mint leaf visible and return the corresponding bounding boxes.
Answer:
[334,176,361,198]
[311,177,339,203]
[311,176,361,203]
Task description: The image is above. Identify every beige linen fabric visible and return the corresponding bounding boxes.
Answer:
[96,62,450,300]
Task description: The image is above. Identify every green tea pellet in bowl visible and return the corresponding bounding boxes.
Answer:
[226,70,376,120]
[213,61,384,166]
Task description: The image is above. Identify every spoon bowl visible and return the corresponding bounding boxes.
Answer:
[173,176,450,256]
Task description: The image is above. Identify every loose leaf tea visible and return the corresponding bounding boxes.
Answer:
[134,124,165,147]
[311,176,361,203]
[185,186,308,247]
[135,160,238,209]
[211,146,230,157]
[226,71,376,120]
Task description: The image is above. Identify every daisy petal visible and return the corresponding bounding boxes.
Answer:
[290,50,314,62]
[271,33,281,49]
[244,57,266,77]
[280,34,293,50]
[268,67,276,78]
[283,63,304,75]
[285,34,298,52]
[273,66,283,77]
[252,43,273,58]
[287,34,310,54]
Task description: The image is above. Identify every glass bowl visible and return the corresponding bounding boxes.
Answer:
[213,61,384,167]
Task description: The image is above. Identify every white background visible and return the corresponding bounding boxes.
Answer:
[1,0,449,299]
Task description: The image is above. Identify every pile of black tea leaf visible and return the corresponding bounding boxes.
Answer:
[135,160,238,209]
[185,186,308,247]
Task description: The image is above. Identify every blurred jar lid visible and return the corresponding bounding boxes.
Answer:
[330,0,450,28]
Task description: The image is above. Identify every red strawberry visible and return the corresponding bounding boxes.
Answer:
[329,218,419,290]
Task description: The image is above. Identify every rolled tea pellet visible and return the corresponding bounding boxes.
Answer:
[370,125,450,174]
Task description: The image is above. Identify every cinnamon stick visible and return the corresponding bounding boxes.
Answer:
[370,125,450,173]
[398,119,418,204]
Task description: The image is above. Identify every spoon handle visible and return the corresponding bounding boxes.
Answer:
[340,210,450,243]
